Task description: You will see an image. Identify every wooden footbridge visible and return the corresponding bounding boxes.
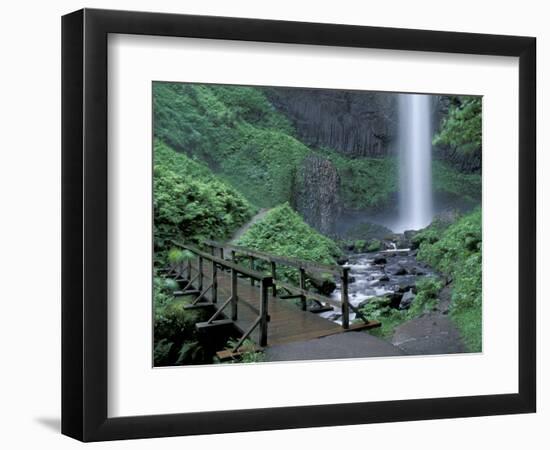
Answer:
[165,240,380,357]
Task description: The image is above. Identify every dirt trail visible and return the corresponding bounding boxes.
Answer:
[229,208,270,243]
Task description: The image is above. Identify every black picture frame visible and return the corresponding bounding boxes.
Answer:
[61,8,536,442]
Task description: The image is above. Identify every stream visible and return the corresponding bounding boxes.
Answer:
[321,248,435,325]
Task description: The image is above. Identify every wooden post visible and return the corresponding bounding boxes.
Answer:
[231,250,236,263]
[270,261,277,297]
[211,260,218,304]
[299,267,307,311]
[186,259,192,281]
[341,267,350,329]
[231,268,238,321]
[259,279,269,347]
[249,256,255,286]
[220,247,224,261]
[198,256,203,291]
[182,262,187,279]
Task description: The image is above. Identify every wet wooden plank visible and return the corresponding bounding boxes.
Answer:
[191,259,353,347]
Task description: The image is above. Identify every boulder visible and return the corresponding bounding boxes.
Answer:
[395,237,411,249]
[409,266,425,276]
[387,264,408,276]
[399,289,415,310]
[393,283,416,293]
[307,273,337,296]
[337,256,349,265]
[387,292,404,309]
[403,230,417,241]
[373,256,387,265]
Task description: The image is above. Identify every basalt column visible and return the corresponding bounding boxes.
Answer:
[293,155,341,235]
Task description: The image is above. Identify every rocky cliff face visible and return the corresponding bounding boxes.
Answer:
[267,87,398,158]
[268,88,480,174]
[293,155,341,235]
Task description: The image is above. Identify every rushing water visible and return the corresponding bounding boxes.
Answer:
[398,94,434,231]
[319,94,437,325]
[321,250,435,325]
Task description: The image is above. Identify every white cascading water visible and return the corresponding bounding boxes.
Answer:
[398,94,434,231]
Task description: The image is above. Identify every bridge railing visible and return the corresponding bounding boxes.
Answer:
[203,240,366,329]
[169,241,273,348]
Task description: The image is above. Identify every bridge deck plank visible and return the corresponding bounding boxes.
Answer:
[195,261,343,346]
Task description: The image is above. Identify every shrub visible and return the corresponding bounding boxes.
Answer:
[153,82,309,208]
[236,203,342,284]
[360,276,442,338]
[153,141,253,260]
[433,96,482,155]
[407,277,443,318]
[367,239,382,252]
[417,208,481,276]
[153,289,211,366]
[416,209,482,351]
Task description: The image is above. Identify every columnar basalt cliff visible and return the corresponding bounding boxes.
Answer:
[267,88,398,157]
[293,155,341,235]
[267,88,480,175]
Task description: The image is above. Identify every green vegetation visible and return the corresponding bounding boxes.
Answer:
[152,82,483,364]
[433,97,482,155]
[154,82,309,207]
[345,238,381,253]
[154,140,253,260]
[153,275,212,366]
[320,149,481,211]
[367,239,382,252]
[215,339,266,364]
[416,209,481,279]
[416,209,482,351]
[360,297,405,338]
[411,215,454,249]
[353,240,367,252]
[433,160,482,203]
[346,222,393,241]
[318,149,398,210]
[362,276,443,338]
[236,203,342,283]
[407,277,444,318]
[153,140,255,366]
[237,204,341,264]
[338,222,390,253]
[154,83,481,212]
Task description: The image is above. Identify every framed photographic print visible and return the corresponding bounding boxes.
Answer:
[62,8,536,442]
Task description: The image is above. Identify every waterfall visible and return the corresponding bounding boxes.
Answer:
[398,94,434,231]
